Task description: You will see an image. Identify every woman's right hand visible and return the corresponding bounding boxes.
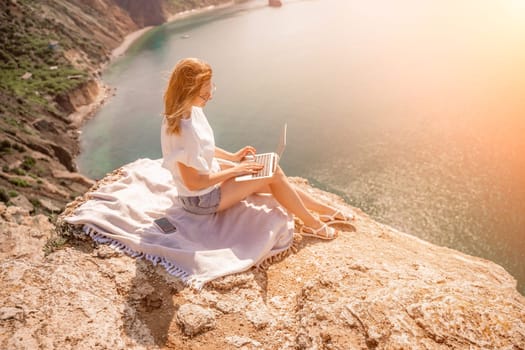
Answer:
[232,161,264,177]
[233,146,256,162]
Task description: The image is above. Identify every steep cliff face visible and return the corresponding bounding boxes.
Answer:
[115,0,167,26]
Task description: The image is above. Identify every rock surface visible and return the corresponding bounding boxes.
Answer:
[177,304,217,337]
[1,178,524,350]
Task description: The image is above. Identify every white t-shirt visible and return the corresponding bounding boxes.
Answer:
[161,106,221,197]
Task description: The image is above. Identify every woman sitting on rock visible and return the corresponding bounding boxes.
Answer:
[161,58,352,239]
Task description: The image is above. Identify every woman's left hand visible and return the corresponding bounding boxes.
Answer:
[233,146,256,162]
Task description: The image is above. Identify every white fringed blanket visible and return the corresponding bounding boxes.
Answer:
[65,158,294,288]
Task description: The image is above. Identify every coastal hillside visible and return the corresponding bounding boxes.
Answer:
[0,0,232,214]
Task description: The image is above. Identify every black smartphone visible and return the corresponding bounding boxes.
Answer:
[153,217,177,234]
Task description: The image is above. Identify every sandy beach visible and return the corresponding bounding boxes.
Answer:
[166,1,235,23]
[110,1,236,62]
[110,26,154,60]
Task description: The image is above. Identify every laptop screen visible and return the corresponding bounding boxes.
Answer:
[276,123,287,158]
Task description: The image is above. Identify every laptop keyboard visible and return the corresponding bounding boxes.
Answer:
[253,153,273,178]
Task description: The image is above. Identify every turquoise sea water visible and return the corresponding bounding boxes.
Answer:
[77,0,525,294]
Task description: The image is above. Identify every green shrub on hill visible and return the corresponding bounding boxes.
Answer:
[9,177,31,188]
[21,156,36,171]
[11,168,26,176]
[0,188,9,203]
[13,143,26,152]
[0,140,12,153]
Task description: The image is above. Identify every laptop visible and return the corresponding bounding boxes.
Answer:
[235,124,287,182]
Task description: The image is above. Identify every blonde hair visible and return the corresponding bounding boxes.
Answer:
[163,58,212,134]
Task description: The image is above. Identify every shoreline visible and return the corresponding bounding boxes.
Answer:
[68,79,113,129]
[110,1,237,63]
[110,26,154,61]
[166,1,236,23]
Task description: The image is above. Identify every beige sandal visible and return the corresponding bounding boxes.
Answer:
[300,223,339,240]
[319,209,354,223]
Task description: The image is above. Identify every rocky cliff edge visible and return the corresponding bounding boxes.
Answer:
[1,176,524,350]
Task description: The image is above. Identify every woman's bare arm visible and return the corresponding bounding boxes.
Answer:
[215,147,235,161]
[215,146,256,163]
[177,161,262,191]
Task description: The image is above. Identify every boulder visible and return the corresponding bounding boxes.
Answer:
[52,170,96,187]
[49,143,76,172]
[176,304,216,337]
[9,194,34,213]
[39,198,62,213]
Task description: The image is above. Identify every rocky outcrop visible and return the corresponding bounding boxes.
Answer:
[115,0,167,27]
[1,179,524,349]
[54,80,101,115]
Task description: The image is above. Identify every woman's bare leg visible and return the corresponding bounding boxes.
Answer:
[255,185,343,217]
[291,187,339,215]
[218,167,326,230]
[218,159,332,215]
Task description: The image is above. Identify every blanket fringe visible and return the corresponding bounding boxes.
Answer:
[81,225,207,288]
[256,233,301,270]
[57,220,296,291]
